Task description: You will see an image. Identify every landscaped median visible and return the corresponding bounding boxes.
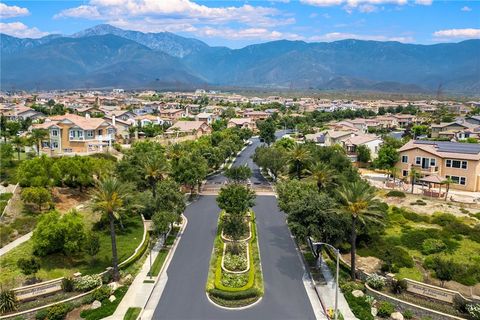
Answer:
[206,210,264,308]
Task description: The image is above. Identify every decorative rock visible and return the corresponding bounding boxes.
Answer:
[108,281,120,292]
[108,295,116,302]
[91,300,102,310]
[371,307,378,317]
[123,274,134,285]
[352,290,365,298]
[390,312,404,320]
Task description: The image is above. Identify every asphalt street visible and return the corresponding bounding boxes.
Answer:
[152,132,315,320]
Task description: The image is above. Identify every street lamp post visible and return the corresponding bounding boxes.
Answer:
[307,237,340,320]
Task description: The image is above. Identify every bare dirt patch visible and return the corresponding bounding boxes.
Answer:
[53,187,91,213]
[341,253,382,274]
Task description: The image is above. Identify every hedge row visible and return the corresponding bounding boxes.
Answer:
[209,287,260,300]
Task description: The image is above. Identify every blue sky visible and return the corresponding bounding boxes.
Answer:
[0,0,479,48]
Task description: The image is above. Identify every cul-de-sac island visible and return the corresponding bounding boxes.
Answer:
[0,1,480,320]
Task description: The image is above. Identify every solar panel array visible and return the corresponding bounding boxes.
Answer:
[414,140,480,155]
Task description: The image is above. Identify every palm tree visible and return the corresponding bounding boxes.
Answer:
[305,162,337,191]
[337,181,384,280]
[388,166,400,189]
[288,144,311,179]
[30,129,48,156]
[142,154,169,198]
[409,168,420,194]
[442,177,454,201]
[11,136,25,161]
[128,126,137,143]
[90,178,131,281]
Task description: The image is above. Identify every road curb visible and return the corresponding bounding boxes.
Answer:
[205,292,263,311]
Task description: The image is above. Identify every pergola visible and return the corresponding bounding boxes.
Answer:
[419,174,447,198]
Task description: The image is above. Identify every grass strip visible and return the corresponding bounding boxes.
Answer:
[123,307,141,320]
[80,286,128,320]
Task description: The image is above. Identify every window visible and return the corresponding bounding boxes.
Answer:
[415,157,421,165]
[63,148,73,153]
[52,141,58,149]
[77,130,83,138]
[402,170,408,177]
[446,175,466,185]
[69,130,75,139]
[51,129,59,136]
[402,155,408,163]
[446,159,467,169]
[430,158,436,167]
[86,130,94,138]
[107,128,114,135]
[98,129,103,136]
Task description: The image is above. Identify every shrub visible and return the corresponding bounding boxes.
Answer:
[17,256,41,278]
[467,304,480,320]
[101,270,113,285]
[73,275,101,292]
[0,289,17,314]
[377,301,395,318]
[366,274,385,290]
[381,246,414,270]
[453,296,468,314]
[92,285,112,302]
[36,303,73,320]
[61,278,74,292]
[391,279,408,294]
[343,291,374,320]
[401,209,430,223]
[221,273,248,288]
[386,190,406,198]
[403,310,414,319]
[421,238,447,255]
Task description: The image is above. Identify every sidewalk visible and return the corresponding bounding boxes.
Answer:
[0,231,32,257]
[316,259,358,320]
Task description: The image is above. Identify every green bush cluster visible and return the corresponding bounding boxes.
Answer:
[377,301,395,318]
[73,275,102,292]
[92,285,112,302]
[386,190,406,198]
[80,286,128,320]
[342,289,374,320]
[35,303,73,320]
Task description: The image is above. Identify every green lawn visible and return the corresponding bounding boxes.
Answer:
[0,214,144,288]
[124,307,141,320]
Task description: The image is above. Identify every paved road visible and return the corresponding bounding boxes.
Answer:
[153,132,315,320]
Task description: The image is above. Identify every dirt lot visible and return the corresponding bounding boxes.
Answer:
[52,187,91,213]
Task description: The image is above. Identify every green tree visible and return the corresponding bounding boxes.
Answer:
[337,181,385,280]
[253,146,288,181]
[221,107,237,119]
[172,153,208,196]
[32,210,86,256]
[216,184,256,215]
[258,119,276,145]
[431,257,456,287]
[90,178,131,281]
[409,168,420,194]
[142,153,169,198]
[305,162,337,191]
[17,257,41,280]
[10,136,25,161]
[356,145,371,163]
[21,187,52,212]
[152,210,176,241]
[288,144,311,179]
[0,143,14,167]
[224,165,252,184]
[442,177,454,201]
[30,129,49,156]
[84,232,101,258]
[373,145,400,169]
[411,125,429,139]
[16,155,60,187]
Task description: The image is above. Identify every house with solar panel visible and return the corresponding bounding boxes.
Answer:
[396,140,480,192]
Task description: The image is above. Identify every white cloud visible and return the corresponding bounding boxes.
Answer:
[414,0,432,5]
[309,32,414,42]
[192,26,303,41]
[433,28,480,39]
[0,22,49,38]
[54,5,101,19]
[56,0,293,28]
[461,6,472,12]
[0,3,29,18]
[358,4,378,12]
[301,0,429,12]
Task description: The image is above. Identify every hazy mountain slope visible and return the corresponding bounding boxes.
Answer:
[1,35,204,90]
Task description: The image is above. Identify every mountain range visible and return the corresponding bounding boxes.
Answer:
[1,24,479,94]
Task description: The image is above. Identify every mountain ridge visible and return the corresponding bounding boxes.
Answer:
[1,24,479,93]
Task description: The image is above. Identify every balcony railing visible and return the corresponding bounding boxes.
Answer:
[412,164,439,173]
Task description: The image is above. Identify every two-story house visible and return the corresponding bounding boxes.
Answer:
[165,121,212,139]
[227,118,256,131]
[31,114,116,155]
[396,140,480,192]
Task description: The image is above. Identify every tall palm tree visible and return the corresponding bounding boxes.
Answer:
[30,129,49,156]
[305,162,337,191]
[337,181,384,280]
[442,177,454,201]
[409,168,420,194]
[90,178,131,281]
[11,136,25,161]
[288,144,311,179]
[388,166,400,189]
[143,154,169,198]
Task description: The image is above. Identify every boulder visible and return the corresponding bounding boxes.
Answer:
[391,312,404,320]
[108,281,120,292]
[123,274,134,285]
[91,300,101,310]
[371,307,377,317]
[352,290,364,298]
[108,295,116,302]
